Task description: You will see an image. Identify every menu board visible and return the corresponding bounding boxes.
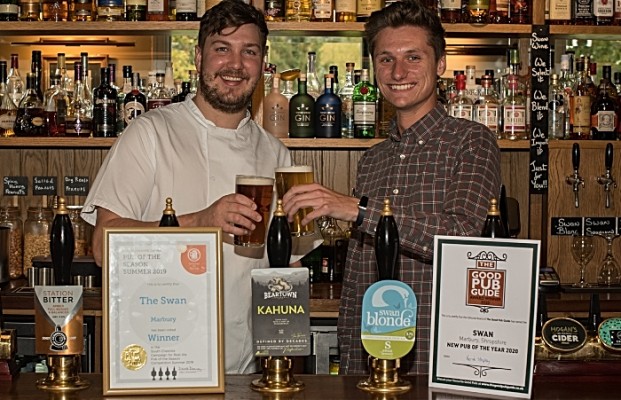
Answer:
[551,217,620,236]
[3,176,27,196]
[529,25,550,194]
[64,176,89,196]
[33,176,58,196]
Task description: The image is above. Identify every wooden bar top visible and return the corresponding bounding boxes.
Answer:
[1,372,621,399]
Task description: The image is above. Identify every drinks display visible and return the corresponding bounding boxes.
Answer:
[126,0,147,20]
[234,175,274,247]
[70,0,95,20]
[44,75,70,137]
[289,73,315,138]
[285,0,311,21]
[314,74,341,138]
[14,73,47,137]
[449,73,473,120]
[263,73,289,138]
[97,0,124,20]
[274,165,315,236]
[93,67,118,137]
[352,68,376,138]
[124,72,148,126]
[66,62,92,137]
[42,0,68,20]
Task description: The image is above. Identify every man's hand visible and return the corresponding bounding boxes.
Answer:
[281,183,359,226]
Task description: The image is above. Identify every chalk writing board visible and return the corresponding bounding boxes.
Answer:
[529,25,550,194]
[585,217,617,236]
[551,217,620,236]
[33,176,58,196]
[64,176,89,196]
[3,176,28,196]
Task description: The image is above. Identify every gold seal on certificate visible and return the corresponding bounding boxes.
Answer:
[121,344,147,371]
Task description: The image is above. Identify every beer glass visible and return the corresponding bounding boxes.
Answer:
[234,175,274,247]
[275,165,315,236]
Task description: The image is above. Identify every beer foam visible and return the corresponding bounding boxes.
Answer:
[236,176,274,186]
[275,165,313,173]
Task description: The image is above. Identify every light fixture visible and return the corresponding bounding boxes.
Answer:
[11,38,135,47]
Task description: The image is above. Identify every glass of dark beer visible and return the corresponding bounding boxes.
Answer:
[274,165,315,236]
[234,175,274,247]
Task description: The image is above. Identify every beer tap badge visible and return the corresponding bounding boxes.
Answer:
[466,251,507,313]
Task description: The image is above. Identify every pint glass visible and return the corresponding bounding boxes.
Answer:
[274,165,315,236]
[234,175,274,247]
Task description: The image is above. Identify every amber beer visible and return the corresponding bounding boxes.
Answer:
[275,165,315,236]
[234,175,274,247]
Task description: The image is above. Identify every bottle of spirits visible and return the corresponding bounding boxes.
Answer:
[440,0,463,23]
[377,88,396,138]
[474,74,500,137]
[148,72,172,110]
[289,73,315,138]
[147,0,169,20]
[97,0,124,20]
[590,80,618,140]
[172,81,191,103]
[264,0,285,21]
[574,0,594,24]
[492,0,509,22]
[594,0,613,24]
[0,61,17,137]
[306,52,322,99]
[548,0,572,23]
[548,73,565,140]
[500,74,526,140]
[44,75,70,137]
[55,53,73,99]
[116,65,132,133]
[320,217,345,283]
[559,54,575,137]
[464,64,479,102]
[19,0,41,20]
[339,62,355,139]
[263,73,289,138]
[352,68,377,138]
[449,73,473,121]
[126,0,147,20]
[356,0,382,21]
[14,73,48,137]
[175,0,196,19]
[570,61,593,139]
[93,67,118,138]
[312,0,334,21]
[600,64,617,99]
[80,52,93,120]
[70,0,95,20]
[481,198,508,238]
[164,63,176,97]
[66,63,92,137]
[0,0,19,20]
[42,0,68,20]
[124,72,148,126]
[285,0,311,21]
[336,0,356,21]
[329,65,339,94]
[467,0,489,23]
[159,197,180,227]
[509,0,529,23]
[6,54,24,108]
[31,50,44,101]
[315,74,341,138]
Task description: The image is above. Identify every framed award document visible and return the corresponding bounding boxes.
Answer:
[102,228,224,395]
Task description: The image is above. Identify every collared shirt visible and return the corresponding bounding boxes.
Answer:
[338,103,502,375]
[82,98,293,374]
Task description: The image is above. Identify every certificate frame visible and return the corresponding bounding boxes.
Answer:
[103,227,224,395]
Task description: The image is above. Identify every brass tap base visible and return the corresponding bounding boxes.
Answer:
[357,357,411,394]
[250,356,305,393]
[36,355,90,392]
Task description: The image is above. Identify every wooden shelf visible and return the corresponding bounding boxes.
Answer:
[549,25,621,39]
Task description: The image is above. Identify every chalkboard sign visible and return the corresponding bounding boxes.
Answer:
[530,25,550,194]
[3,176,28,196]
[552,216,621,236]
[33,176,58,196]
[551,217,583,236]
[64,176,89,196]
[585,217,617,237]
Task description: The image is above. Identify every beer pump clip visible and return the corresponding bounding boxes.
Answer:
[358,199,417,394]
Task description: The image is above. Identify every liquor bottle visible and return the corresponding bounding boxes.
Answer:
[289,73,315,138]
[169,0,175,20]
[31,50,44,102]
[189,70,198,96]
[315,74,342,138]
[124,72,148,126]
[464,64,479,101]
[0,61,17,137]
[590,80,617,140]
[14,73,48,137]
[50,197,75,285]
[306,52,322,100]
[159,197,180,227]
[263,73,289,138]
[55,53,73,99]
[570,61,593,140]
[70,0,95,20]
[594,0,613,24]
[42,0,68,20]
[574,0,594,24]
[467,0,489,23]
[93,67,118,138]
[66,63,92,137]
[440,0,463,23]
[264,0,285,21]
[320,217,345,283]
[164,63,175,97]
[615,0,621,24]
[147,0,169,20]
[285,0,311,21]
[509,0,529,23]
[377,88,396,138]
[175,0,196,20]
[449,74,473,121]
[375,199,399,281]
[44,75,70,137]
[329,65,339,94]
[126,0,147,20]
[356,0,382,21]
[600,64,617,99]
[352,68,377,138]
[336,0,356,21]
[116,65,132,133]
[0,0,19,20]
[492,0,509,22]
[481,198,508,238]
[171,81,191,103]
[266,200,292,269]
[80,52,93,120]
[559,54,575,137]
[339,62,355,139]
[97,0,124,20]
[312,0,334,21]
[19,0,41,20]
[548,0,572,23]
[548,73,566,140]
[148,73,172,110]
[474,74,500,137]
[500,74,526,140]
[6,54,24,108]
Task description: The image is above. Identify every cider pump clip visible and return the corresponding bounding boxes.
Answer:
[566,143,585,208]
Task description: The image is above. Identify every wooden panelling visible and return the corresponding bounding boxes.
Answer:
[500,149,531,240]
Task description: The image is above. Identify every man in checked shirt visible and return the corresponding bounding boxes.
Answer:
[281,0,501,375]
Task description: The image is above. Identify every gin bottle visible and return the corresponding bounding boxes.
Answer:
[352,68,377,138]
[338,62,355,138]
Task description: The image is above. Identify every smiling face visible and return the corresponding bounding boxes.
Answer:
[373,25,446,129]
[194,24,264,114]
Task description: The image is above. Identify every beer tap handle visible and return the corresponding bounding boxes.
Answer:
[572,143,580,173]
[605,143,613,171]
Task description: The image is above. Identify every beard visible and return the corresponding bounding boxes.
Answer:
[198,69,256,114]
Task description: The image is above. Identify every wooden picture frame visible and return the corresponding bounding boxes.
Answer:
[102,227,224,395]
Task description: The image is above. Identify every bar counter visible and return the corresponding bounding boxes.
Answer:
[1,372,621,399]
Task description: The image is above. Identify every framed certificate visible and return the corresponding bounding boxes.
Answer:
[103,228,224,395]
